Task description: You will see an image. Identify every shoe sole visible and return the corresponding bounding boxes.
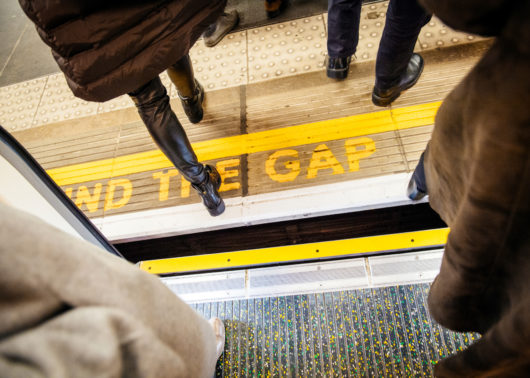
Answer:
[326,67,349,80]
[372,89,400,107]
[372,57,424,107]
[203,14,240,48]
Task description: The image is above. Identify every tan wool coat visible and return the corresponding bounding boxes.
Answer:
[0,203,217,377]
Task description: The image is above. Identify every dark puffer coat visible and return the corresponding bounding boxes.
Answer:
[419,0,530,376]
[19,0,226,102]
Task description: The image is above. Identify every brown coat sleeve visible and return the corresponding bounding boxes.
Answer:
[418,0,530,375]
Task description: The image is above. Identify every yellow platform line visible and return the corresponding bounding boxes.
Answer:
[139,228,449,275]
[48,101,441,186]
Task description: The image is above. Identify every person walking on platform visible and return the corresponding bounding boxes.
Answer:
[326,0,431,106]
[408,0,530,375]
[0,202,226,377]
[18,0,229,216]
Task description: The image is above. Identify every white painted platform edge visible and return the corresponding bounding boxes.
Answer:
[96,172,427,242]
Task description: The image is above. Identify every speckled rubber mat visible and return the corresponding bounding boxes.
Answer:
[190,283,479,377]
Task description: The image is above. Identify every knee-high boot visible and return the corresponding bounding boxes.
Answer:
[129,77,225,216]
[167,54,204,124]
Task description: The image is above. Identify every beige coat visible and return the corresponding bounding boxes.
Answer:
[419,0,530,376]
[0,203,217,377]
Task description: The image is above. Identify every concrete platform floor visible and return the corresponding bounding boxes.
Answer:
[0,0,329,86]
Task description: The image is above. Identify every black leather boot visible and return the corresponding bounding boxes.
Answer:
[192,165,225,216]
[372,53,424,107]
[178,79,204,124]
[129,78,224,216]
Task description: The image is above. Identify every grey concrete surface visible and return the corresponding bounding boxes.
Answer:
[0,0,30,76]
[0,0,59,87]
[229,0,327,31]
[0,0,329,87]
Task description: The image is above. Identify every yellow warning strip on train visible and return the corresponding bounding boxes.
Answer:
[139,228,449,275]
[47,101,441,186]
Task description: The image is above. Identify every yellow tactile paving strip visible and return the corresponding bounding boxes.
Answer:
[0,1,486,132]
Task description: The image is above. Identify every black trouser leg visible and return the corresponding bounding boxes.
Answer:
[167,54,195,98]
[375,0,431,88]
[327,0,362,58]
[412,151,427,193]
[128,77,205,184]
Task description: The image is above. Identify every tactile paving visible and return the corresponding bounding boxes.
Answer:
[33,73,98,126]
[96,94,133,114]
[188,31,249,93]
[247,15,327,83]
[418,17,484,50]
[355,1,388,63]
[1,0,489,133]
[0,77,46,131]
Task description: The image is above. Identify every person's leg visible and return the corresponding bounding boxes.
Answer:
[407,150,428,200]
[326,0,362,79]
[129,77,225,216]
[372,0,431,105]
[167,54,204,124]
[129,77,203,182]
[327,0,362,59]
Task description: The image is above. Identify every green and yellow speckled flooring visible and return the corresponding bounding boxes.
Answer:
[193,283,478,377]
